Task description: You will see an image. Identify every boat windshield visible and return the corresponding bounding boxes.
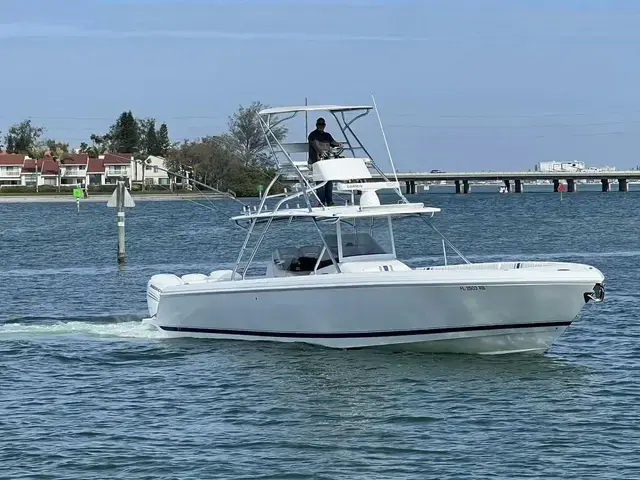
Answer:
[331,217,394,259]
[324,232,390,258]
[271,217,394,274]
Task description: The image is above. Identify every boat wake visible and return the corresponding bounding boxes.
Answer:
[0,315,166,340]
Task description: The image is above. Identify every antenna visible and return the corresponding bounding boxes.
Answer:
[305,97,308,137]
[371,94,406,202]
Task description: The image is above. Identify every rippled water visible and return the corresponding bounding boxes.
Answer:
[1,192,639,479]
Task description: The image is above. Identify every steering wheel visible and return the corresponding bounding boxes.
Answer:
[329,144,344,158]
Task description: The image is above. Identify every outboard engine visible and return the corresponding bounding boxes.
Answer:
[146,274,183,317]
[584,282,605,303]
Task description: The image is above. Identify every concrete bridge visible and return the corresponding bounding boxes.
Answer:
[368,170,640,194]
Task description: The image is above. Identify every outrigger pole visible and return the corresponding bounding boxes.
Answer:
[305,97,308,137]
[371,94,408,203]
[133,158,243,203]
[105,155,257,229]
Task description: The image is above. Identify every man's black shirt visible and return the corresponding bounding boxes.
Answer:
[308,129,338,164]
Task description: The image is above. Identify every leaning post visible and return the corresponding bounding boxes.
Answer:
[107,178,136,264]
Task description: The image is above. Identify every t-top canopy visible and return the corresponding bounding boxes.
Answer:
[259,105,373,116]
[231,203,440,222]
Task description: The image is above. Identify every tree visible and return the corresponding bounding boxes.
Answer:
[53,150,73,192]
[164,134,285,197]
[158,123,171,156]
[45,139,69,155]
[133,118,161,189]
[135,118,153,154]
[226,101,287,167]
[78,142,89,154]
[166,136,239,190]
[29,142,47,160]
[107,111,139,153]
[86,134,109,158]
[144,120,160,156]
[4,120,44,156]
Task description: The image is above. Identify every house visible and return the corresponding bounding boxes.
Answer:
[135,155,171,186]
[40,158,61,185]
[21,158,60,186]
[59,154,89,185]
[103,153,134,185]
[87,157,105,185]
[0,151,171,189]
[0,154,25,185]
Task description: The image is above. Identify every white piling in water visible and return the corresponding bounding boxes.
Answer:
[107,179,135,264]
[117,182,125,263]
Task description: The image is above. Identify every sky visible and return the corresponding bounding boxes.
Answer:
[1,0,640,172]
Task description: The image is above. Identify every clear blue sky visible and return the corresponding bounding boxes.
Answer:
[2,0,640,171]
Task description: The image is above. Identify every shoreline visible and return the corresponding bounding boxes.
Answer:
[0,194,234,203]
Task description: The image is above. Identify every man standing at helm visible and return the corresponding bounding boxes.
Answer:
[308,117,342,206]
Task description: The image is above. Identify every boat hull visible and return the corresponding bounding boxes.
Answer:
[144,319,570,355]
[144,265,604,354]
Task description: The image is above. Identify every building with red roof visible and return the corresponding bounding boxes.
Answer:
[0,154,26,185]
[103,153,133,185]
[87,157,105,185]
[20,157,58,187]
[0,151,169,188]
[58,154,89,185]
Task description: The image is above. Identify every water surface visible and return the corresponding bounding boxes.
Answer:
[1,191,638,479]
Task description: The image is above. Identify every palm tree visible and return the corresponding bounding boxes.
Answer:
[53,149,73,192]
[29,145,47,193]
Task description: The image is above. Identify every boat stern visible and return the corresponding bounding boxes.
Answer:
[146,273,183,317]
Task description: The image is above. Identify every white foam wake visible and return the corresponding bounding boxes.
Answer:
[0,320,167,340]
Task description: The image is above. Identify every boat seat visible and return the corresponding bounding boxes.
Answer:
[209,270,242,281]
[181,273,209,284]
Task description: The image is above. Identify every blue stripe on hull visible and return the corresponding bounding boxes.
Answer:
[157,321,572,339]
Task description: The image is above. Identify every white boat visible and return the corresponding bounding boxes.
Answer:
[142,103,605,354]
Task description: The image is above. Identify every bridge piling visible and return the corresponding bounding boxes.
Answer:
[601,179,610,192]
[404,180,416,194]
[567,179,576,193]
[553,179,560,192]
[515,179,523,193]
[619,178,628,192]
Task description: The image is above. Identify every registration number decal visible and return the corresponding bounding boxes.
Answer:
[460,285,486,291]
